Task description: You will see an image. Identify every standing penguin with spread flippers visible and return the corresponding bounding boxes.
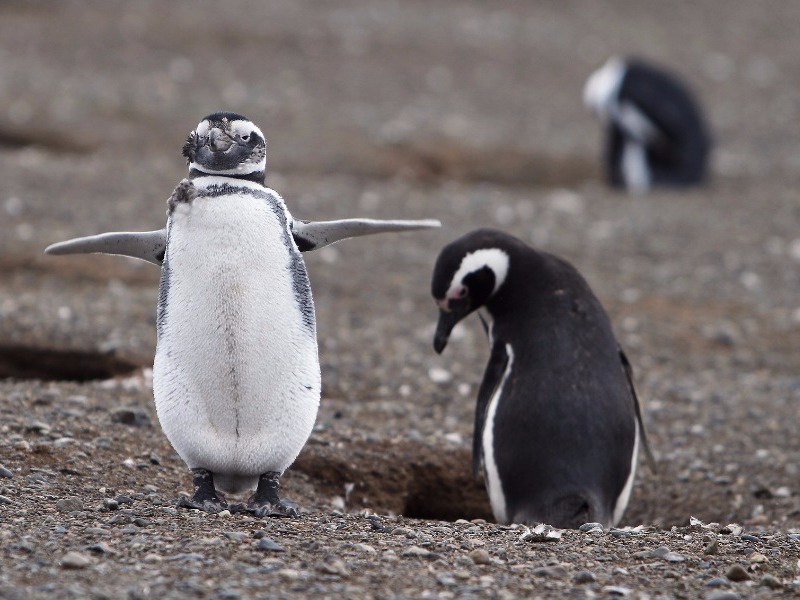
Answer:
[584,56,711,194]
[431,229,653,528]
[46,112,440,515]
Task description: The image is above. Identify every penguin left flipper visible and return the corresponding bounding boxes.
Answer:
[471,341,509,480]
[44,230,167,266]
[291,218,442,252]
[619,349,657,473]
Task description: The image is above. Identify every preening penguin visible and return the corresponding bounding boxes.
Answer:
[431,229,654,528]
[46,112,441,515]
[583,56,711,193]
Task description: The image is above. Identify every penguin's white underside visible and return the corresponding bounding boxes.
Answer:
[155,177,320,494]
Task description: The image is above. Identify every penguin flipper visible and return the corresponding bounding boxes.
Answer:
[291,218,441,252]
[45,229,167,266]
[473,341,509,480]
[619,349,657,473]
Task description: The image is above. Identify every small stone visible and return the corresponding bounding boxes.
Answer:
[104,499,119,511]
[110,407,150,427]
[574,570,596,584]
[256,537,285,552]
[705,593,740,600]
[56,497,84,512]
[0,495,12,505]
[391,527,415,537]
[115,495,134,505]
[85,542,114,555]
[759,573,782,589]
[217,510,231,517]
[726,564,751,582]
[61,551,92,569]
[748,551,767,563]
[427,367,452,384]
[318,556,349,577]
[705,577,728,587]
[603,586,631,597]
[277,569,300,581]
[533,566,567,579]
[469,549,492,565]
[0,464,13,478]
[436,572,456,587]
[224,531,248,542]
[579,522,604,533]
[143,553,162,563]
[704,539,719,555]
[352,543,376,554]
[721,524,744,536]
[402,545,433,559]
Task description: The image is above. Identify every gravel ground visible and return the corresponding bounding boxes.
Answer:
[2,1,800,598]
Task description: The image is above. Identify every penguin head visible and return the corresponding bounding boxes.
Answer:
[431,229,511,353]
[182,112,267,183]
[583,56,626,119]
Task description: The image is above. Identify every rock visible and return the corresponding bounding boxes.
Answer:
[603,586,631,596]
[725,564,750,582]
[579,522,605,533]
[391,527,415,538]
[104,499,119,511]
[520,523,562,542]
[574,570,596,584]
[705,592,740,600]
[704,539,719,555]
[401,546,434,559]
[759,574,782,589]
[61,551,92,569]
[532,566,567,579]
[352,543,377,554]
[0,464,13,478]
[110,407,150,427]
[318,556,349,577]
[649,546,685,561]
[0,496,12,505]
[705,577,728,587]
[436,572,456,587]
[223,531,248,542]
[720,524,744,536]
[469,548,492,565]
[56,497,84,512]
[143,553,162,563]
[256,537,285,552]
[747,551,767,563]
[115,495,134,505]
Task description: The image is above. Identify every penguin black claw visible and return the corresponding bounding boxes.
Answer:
[239,472,299,518]
[176,468,229,513]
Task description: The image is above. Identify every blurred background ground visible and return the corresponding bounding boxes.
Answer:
[1,1,800,598]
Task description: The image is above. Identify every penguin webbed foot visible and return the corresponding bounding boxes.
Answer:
[176,468,229,513]
[233,471,299,518]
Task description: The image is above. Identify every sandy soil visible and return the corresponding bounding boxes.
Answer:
[1,1,800,598]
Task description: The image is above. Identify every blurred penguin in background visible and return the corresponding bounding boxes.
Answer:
[584,56,711,194]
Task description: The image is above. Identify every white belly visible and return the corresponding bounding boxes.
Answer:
[153,182,320,493]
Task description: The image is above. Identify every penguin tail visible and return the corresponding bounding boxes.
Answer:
[515,493,608,530]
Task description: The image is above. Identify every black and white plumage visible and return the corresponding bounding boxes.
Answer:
[46,112,441,515]
[431,229,653,529]
[583,56,711,193]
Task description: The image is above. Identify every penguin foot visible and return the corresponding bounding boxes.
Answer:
[176,468,229,513]
[167,178,197,214]
[236,471,299,518]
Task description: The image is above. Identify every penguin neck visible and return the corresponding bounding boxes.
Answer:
[189,167,265,185]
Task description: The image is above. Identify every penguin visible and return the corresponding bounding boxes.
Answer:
[46,112,441,515]
[583,56,711,193]
[431,228,654,528]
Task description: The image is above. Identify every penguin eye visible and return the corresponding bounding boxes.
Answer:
[241,134,250,141]
[458,286,468,298]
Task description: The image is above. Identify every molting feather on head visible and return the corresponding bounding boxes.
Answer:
[431,229,511,353]
[583,56,626,119]
[182,112,267,183]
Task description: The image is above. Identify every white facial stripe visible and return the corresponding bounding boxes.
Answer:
[446,248,509,299]
[228,119,264,141]
[583,56,626,117]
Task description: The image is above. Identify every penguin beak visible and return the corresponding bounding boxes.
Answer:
[208,128,235,152]
[433,299,470,354]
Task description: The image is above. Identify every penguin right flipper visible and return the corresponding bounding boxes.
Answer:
[472,341,509,480]
[619,349,657,473]
[291,218,442,252]
[45,229,167,266]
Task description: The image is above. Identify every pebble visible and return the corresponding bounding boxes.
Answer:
[223,531,249,542]
[110,407,150,426]
[468,549,492,565]
[579,522,605,533]
[61,551,92,569]
[603,586,631,596]
[706,592,740,600]
[704,539,719,555]
[758,573,782,590]
[721,524,744,536]
[391,527,415,538]
[725,564,750,582]
[705,577,728,587]
[256,537,285,552]
[143,553,162,563]
[0,495,12,505]
[56,497,84,512]
[0,464,13,478]
[401,546,434,559]
[352,543,377,554]
[532,566,567,579]
[436,572,456,587]
[574,570,596,584]
[318,556,349,577]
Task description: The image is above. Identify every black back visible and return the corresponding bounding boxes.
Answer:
[609,59,710,187]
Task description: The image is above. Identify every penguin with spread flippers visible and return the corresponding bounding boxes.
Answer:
[46,112,440,515]
[584,56,711,193]
[431,228,654,528]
